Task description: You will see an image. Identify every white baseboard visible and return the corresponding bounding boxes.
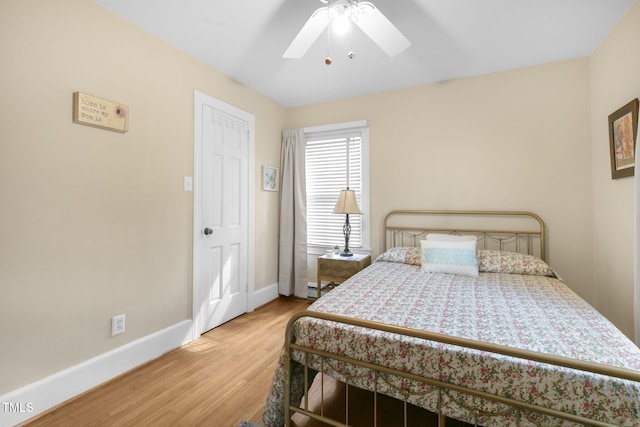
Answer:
[1,285,280,427]
[0,320,193,427]
[252,282,279,309]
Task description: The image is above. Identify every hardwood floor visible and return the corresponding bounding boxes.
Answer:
[22,296,310,427]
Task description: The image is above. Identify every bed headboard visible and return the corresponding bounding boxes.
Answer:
[383,210,546,262]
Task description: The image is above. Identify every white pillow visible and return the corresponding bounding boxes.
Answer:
[423,234,477,242]
[421,234,479,277]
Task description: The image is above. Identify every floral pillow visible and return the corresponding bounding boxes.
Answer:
[376,247,558,278]
[375,247,421,266]
[477,249,557,277]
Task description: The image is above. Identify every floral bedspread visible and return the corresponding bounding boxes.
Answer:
[262,261,640,426]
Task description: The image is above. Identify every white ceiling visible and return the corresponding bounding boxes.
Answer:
[94,0,634,108]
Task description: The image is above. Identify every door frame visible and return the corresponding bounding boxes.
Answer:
[192,90,255,340]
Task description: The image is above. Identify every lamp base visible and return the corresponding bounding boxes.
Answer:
[340,249,354,257]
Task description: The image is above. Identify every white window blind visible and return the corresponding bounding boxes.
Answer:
[306,133,363,248]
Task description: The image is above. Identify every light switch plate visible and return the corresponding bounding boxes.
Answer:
[184,176,193,192]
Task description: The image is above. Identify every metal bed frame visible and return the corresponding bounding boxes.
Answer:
[282,210,640,427]
[383,210,546,262]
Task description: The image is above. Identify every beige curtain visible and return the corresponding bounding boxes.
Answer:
[278,128,308,296]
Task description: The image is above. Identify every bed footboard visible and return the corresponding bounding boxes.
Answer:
[283,311,640,427]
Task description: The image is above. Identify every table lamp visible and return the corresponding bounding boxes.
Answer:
[333,189,361,257]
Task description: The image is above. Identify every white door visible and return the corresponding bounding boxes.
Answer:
[194,91,254,335]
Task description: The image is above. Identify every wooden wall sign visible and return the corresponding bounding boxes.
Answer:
[73,92,129,133]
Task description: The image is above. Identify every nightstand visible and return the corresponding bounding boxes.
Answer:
[316,253,372,299]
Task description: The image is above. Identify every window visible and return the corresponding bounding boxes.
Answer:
[305,121,370,253]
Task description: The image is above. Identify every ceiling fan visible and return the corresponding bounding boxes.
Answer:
[283,0,411,59]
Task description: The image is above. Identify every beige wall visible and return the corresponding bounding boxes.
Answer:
[590,0,640,340]
[0,0,285,394]
[288,58,595,308]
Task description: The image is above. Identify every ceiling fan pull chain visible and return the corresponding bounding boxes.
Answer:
[348,13,355,60]
[325,4,333,65]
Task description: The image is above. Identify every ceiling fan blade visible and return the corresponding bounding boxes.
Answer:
[354,2,411,57]
[283,7,329,58]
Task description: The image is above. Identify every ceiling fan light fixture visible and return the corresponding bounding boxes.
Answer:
[332,14,350,36]
[283,0,410,59]
[329,0,354,36]
[328,0,355,17]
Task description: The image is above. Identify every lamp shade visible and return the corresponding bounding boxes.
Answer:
[333,189,362,215]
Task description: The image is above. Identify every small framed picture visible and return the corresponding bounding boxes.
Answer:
[608,98,639,179]
[263,165,279,191]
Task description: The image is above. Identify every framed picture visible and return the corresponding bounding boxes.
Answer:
[608,98,639,179]
[262,165,279,191]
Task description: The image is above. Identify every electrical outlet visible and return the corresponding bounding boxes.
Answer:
[111,314,125,336]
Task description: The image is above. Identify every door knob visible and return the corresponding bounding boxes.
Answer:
[203,228,213,236]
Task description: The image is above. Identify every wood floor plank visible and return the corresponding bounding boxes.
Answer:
[21,296,310,427]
